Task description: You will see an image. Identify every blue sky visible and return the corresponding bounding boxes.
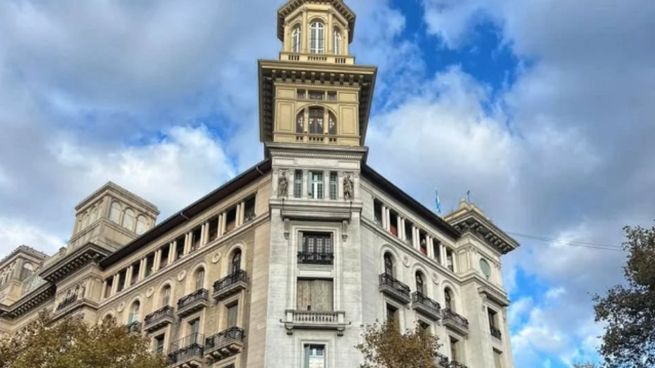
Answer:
[1,1,654,366]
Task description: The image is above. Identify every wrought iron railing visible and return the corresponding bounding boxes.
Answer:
[435,352,449,367]
[177,288,209,310]
[144,305,174,326]
[412,291,441,312]
[448,361,468,368]
[490,326,502,339]
[379,273,410,296]
[126,321,141,334]
[205,327,245,350]
[297,251,334,265]
[170,333,204,352]
[443,308,469,329]
[168,333,204,364]
[213,270,247,294]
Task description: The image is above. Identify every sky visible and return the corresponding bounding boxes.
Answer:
[0,0,653,366]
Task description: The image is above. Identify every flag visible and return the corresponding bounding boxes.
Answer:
[435,189,442,214]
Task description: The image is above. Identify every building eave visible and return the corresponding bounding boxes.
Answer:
[361,165,460,240]
[99,159,272,268]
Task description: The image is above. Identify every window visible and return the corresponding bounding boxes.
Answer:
[160,246,170,269]
[480,258,492,279]
[310,21,325,54]
[296,279,333,311]
[227,302,239,328]
[231,249,242,274]
[444,288,454,311]
[308,171,324,199]
[292,25,301,53]
[130,261,140,285]
[432,239,441,264]
[116,269,127,292]
[195,268,205,290]
[299,232,333,264]
[122,209,136,231]
[309,107,324,134]
[328,112,337,135]
[145,253,155,278]
[244,196,256,222]
[161,285,171,307]
[104,277,113,298]
[386,303,398,323]
[383,253,394,277]
[446,247,455,271]
[296,111,305,133]
[297,89,307,99]
[109,202,121,223]
[191,227,201,252]
[309,90,324,100]
[419,233,428,256]
[389,211,399,237]
[333,27,342,54]
[450,336,461,363]
[488,308,501,339]
[404,220,413,244]
[327,91,337,101]
[154,334,165,354]
[493,349,503,368]
[225,206,237,233]
[174,236,185,261]
[189,318,200,344]
[128,301,140,324]
[294,170,303,198]
[374,200,383,225]
[136,216,148,235]
[329,172,338,200]
[418,320,430,333]
[304,344,326,368]
[416,272,425,295]
[208,216,219,241]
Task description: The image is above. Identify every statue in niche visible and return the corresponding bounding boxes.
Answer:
[278,170,289,198]
[343,174,354,200]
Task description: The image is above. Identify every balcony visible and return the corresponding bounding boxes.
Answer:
[213,270,248,300]
[435,353,449,367]
[411,292,441,320]
[127,321,142,334]
[279,52,355,65]
[204,327,245,363]
[442,308,469,335]
[177,289,209,318]
[168,334,204,368]
[297,251,334,265]
[283,310,348,336]
[378,273,411,304]
[490,326,502,340]
[144,306,175,333]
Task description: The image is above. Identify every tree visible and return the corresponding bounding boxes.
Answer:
[593,224,655,368]
[0,311,167,368]
[356,319,440,368]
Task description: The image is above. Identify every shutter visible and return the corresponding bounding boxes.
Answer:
[297,280,312,310]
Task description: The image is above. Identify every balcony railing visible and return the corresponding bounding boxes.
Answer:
[490,326,502,340]
[378,273,411,304]
[411,291,441,320]
[442,308,469,334]
[168,333,204,367]
[297,251,334,265]
[204,327,245,363]
[213,270,248,300]
[283,310,348,336]
[279,52,355,65]
[435,352,449,367]
[448,362,469,368]
[177,289,209,317]
[144,305,175,332]
[126,321,142,334]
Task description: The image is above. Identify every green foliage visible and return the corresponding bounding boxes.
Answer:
[593,224,655,368]
[356,319,440,368]
[0,311,167,368]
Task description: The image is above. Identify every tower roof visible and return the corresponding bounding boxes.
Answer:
[277,0,356,43]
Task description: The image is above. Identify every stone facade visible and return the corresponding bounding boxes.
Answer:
[0,1,517,368]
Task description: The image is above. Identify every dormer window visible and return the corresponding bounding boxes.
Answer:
[310,21,325,54]
[333,27,342,54]
[292,25,302,53]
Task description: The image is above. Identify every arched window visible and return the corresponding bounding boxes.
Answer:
[135,216,148,235]
[161,285,171,307]
[296,111,305,133]
[122,209,136,231]
[444,287,454,311]
[128,301,140,324]
[416,272,425,295]
[328,111,337,135]
[195,268,205,290]
[383,252,394,277]
[231,249,242,274]
[292,25,301,53]
[309,107,324,134]
[310,21,325,54]
[333,27,342,54]
[109,202,122,224]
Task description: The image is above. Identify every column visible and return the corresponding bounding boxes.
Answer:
[381,206,388,229]
[302,169,309,199]
[102,280,108,299]
[440,244,447,267]
[153,249,162,272]
[385,207,391,231]
[168,242,175,265]
[413,227,420,249]
[324,170,330,199]
[219,213,226,236]
[399,218,406,241]
[327,13,333,53]
[183,232,192,255]
[111,274,119,295]
[200,223,209,247]
[138,258,147,281]
[427,236,435,258]
[396,215,402,239]
[302,10,308,53]
[125,267,133,288]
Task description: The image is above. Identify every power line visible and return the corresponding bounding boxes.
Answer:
[507,231,625,252]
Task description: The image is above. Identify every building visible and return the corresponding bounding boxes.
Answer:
[0,1,518,367]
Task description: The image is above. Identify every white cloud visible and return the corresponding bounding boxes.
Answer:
[0,218,62,255]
